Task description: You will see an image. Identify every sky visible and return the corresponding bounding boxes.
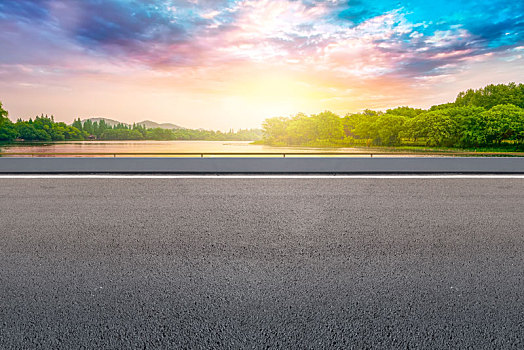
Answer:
[0,0,523,130]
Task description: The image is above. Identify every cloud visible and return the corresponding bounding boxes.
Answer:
[73,2,184,45]
[466,15,524,48]
[335,0,392,25]
[0,0,51,21]
[0,0,523,83]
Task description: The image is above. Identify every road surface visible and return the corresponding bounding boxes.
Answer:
[1,177,523,349]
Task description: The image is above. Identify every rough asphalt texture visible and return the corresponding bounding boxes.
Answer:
[0,178,523,349]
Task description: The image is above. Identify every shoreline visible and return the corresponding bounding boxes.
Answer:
[1,140,523,156]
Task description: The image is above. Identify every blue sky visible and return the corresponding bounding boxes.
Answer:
[0,0,522,128]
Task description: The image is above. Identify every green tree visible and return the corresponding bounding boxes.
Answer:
[373,114,407,145]
[15,122,51,141]
[482,104,524,144]
[285,113,317,145]
[455,83,524,109]
[402,106,485,147]
[343,112,368,138]
[83,120,94,135]
[0,121,17,141]
[312,111,344,141]
[352,113,379,141]
[448,106,486,147]
[0,101,7,119]
[262,117,290,145]
[92,122,100,137]
[386,106,424,118]
[72,118,83,131]
[146,128,176,140]
[403,110,457,146]
[101,129,144,140]
[0,102,18,141]
[133,123,147,138]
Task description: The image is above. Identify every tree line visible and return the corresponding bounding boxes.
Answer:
[71,119,262,141]
[0,112,85,142]
[262,83,524,149]
[0,107,262,142]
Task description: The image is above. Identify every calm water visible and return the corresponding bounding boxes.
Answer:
[0,140,381,157]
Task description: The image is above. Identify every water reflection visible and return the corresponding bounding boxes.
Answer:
[0,140,392,157]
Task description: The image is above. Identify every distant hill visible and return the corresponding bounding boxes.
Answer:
[136,120,183,130]
[81,117,127,127]
[81,118,183,130]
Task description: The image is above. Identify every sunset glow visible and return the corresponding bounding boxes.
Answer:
[1,0,523,129]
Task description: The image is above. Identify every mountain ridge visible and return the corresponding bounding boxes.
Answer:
[80,118,184,130]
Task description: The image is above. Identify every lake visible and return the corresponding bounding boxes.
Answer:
[0,140,382,157]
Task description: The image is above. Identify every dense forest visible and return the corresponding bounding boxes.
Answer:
[262,83,524,150]
[70,119,262,141]
[0,105,262,142]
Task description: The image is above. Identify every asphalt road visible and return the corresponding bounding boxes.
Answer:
[1,177,523,349]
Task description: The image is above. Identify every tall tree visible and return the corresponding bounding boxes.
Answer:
[72,118,83,131]
[0,101,7,119]
[482,104,524,144]
[455,83,524,109]
[0,101,18,141]
[312,111,344,141]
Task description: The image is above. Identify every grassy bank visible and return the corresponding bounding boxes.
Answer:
[252,140,524,154]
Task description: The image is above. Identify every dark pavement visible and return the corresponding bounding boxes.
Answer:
[1,178,523,349]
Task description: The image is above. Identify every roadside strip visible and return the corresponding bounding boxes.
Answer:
[1,157,524,174]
